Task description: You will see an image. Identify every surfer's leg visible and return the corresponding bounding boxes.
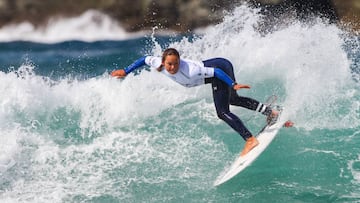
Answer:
[231,92,280,125]
[229,92,273,116]
[211,77,259,155]
[204,58,259,155]
[202,58,274,117]
[214,96,255,142]
[208,70,251,140]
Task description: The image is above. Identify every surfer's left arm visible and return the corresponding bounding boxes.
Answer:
[213,68,250,90]
[111,56,147,78]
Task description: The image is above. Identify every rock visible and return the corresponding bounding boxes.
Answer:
[0,0,359,33]
[332,0,360,32]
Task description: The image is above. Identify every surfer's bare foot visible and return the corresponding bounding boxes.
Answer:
[283,120,294,127]
[270,110,279,119]
[240,136,259,157]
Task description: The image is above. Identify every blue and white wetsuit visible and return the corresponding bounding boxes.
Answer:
[123,56,272,140]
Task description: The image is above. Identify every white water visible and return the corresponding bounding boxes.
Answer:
[0,64,223,201]
[0,10,146,43]
[163,5,359,130]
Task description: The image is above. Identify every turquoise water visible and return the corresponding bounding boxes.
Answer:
[1,6,360,203]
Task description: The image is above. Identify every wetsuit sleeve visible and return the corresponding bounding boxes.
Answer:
[214,68,236,87]
[124,56,147,74]
[145,56,161,68]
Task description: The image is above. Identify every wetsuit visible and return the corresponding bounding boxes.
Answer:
[123,56,272,140]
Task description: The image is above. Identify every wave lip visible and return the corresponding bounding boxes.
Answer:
[0,10,146,43]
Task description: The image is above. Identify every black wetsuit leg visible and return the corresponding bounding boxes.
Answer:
[203,58,272,115]
[203,58,252,140]
[229,93,272,116]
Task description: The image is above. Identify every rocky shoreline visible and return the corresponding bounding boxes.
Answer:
[0,0,359,33]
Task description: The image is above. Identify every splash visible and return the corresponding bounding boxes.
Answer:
[155,5,359,131]
[0,63,205,138]
[0,64,224,202]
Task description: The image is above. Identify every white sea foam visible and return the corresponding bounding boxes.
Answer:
[0,129,18,174]
[163,5,359,130]
[349,156,360,183]
[0,10,146,43]
[0,63,227,201]
[0,64,204,136]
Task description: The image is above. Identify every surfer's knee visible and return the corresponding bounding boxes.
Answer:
[217,111,252,140]
[217,111,227,121]
[216,111,238,126]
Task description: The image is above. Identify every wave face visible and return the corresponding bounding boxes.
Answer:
[0,5,360,203]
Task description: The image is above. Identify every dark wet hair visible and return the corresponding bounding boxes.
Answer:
[157,48,180,72]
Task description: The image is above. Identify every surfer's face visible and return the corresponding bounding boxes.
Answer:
[163,55,179,74]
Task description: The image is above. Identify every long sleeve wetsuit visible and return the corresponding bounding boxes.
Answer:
[123,56,272,140]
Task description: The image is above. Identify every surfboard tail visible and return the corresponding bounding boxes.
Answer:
[214,107,286,186]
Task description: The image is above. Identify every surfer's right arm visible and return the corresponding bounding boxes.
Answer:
[111,56,151,78]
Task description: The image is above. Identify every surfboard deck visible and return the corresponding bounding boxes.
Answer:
[213,108,285,186]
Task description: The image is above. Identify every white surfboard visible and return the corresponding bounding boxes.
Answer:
[214,109,286,186]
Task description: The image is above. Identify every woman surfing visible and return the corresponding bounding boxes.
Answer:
[111,48,293,156]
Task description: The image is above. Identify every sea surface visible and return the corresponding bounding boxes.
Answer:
[1,5,360,203]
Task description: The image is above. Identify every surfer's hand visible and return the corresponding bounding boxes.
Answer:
[233,84,251,90]
[283,120,294,128]
[111,69,127,78]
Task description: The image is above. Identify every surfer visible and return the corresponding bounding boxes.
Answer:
[111,48,292,156]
